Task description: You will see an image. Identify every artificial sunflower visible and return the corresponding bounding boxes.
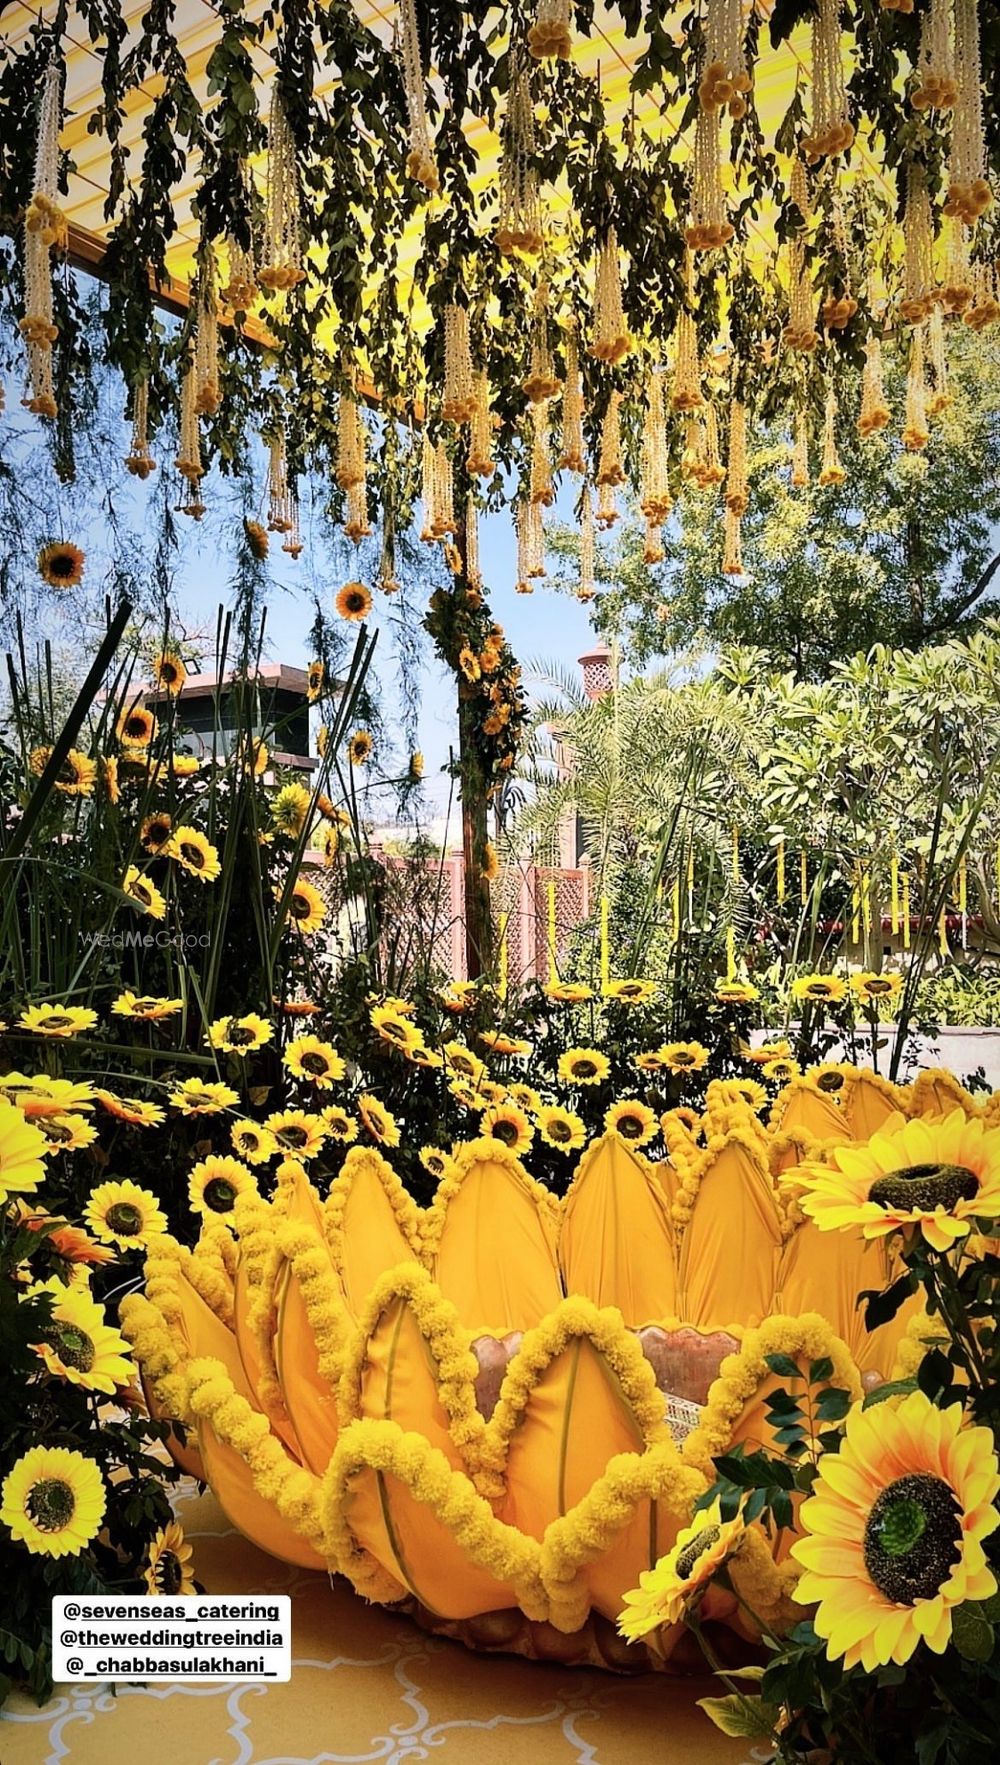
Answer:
[482,841,500,882]
[725,1078,769,1111]
[419,1145,454,1179]
[449,1077,488,1111]
[543,981,594,1004]
[315,823,340,865]
[335,581,373,621]
[18,1003,97,1039]
[144,1521,196,1595]
[791,973,848,1005]
[271,782,311,837]
[347,729,373,766]
[38,1113,98,1152]
[508,1083,543,1114]
[850,970,904,1009]
[168,1077,239,1116]
[230,1120,278,1164]
[795,1108,1000,1253]
[658,1041,710,1075]
[537,1104,587,1153]
[112,991,183,1021]
[188,1154,256,1217]
[101,756,120,802]
[370,1004,423,1053]
[557,1047,611,1086]
[116,703,157,748]
[480,1103,534,1153]
[264,1109,328,1159]
[0,1446,105,1558]
[283,878,327,935]
[29,1277,133,1393]
[458,645,481,682]
[284,1034,345,1088]
[29,746,98,797]
[152,651,186,696]
[3,1076,94,1118]
[121,864,167,920]
[404,1040,442,1069]
[763,1056,801,1084]
[85,1179,167,1250]
[206,1013,274,1055]
[93,1090,165,1127]
[618,1498,746,1641]
[604,978,658,1006]
[479,1030,532,1057]
[442,1043,487,1085]
[140,811,173,853]
[319,1105,358,1144]
[634,1050,668,1074]
[408,752,424,783]
[16,1203,113,1266]
[306,659,324,702]
[167,826,222,882]
[438,980,478,1013]
[743,1040,792,1066]
[38,541,85,589]
[0,1098,49,1202]
[374,993,416,1016]
[605,1099,658,1146]
[357,1094,401,1148]
[277,997,321,1018]
[792,1390,1000,1671]
[714,979,760,1005]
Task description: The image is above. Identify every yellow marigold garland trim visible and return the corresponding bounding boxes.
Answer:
[324,1144,425,1272]
[421,1135,561,1262]
[245,1234,293,1432]
[321,1417,547,1618]
[273,1220,351,1390]
[558,1128,665,1212]
[910,1067,982,1120]
[120,1292,192,1425]
[670,1126,773,1235]
[835,1065,908,1123]
[185,1355,327,1556]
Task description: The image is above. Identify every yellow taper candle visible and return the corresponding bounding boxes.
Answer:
[726,925,736,979]
[600,893,610,990]
[959,857,967,916]
[890,854,899,933]
[498,911,508,1002]
[939,907,949,957]
[547,880,557,984]
[902,871,911,951]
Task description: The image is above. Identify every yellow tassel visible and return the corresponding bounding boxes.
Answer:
[800,849,808,906]
[890,853,899,933]
[547,881,558,984]
[851,879,860,944]
[600,894,610,989]
[671,877,681,945]
[958,856,967,916]
[726,925,736,979]
[902,871,911,950]
[939,907,949,956]
[498,912,508,1002]
[776,838,785,904]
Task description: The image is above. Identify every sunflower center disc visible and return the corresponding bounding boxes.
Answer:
[50,1324,96,1372]
[817,1071,844,1092]
[26,1477,75,1531]
[181,844,203,868]
[204,1178,237,1212]
[227,1024,254,1045]
[106,1203,142,1236]
[574,1061,598,1077]
[618,1116,644,1139]
[301,1053,328,1073]
[492,1121,520,1147]
[863,1472,961,1603]
[278,1127,306,1147]
[549,1122,571,1143]
[675,1524,721,1582]
[869,1162,979,1213]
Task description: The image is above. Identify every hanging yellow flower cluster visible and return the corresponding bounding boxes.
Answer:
[515,498,545,591]
[259,92,305,291]
[442,304,475,424]
[671,254,703,411]
[783,159,819,351]
[20,59,65,420]
[791,408,810,486]
[857,334,891,436]
[640,368,671,564]
[945,0,992,223]
[966,257,1000,330]
[699,0,751,118]
[802,0,855,162]
[940,215,973,312]
[821,199,858,330]
[467,368,496,477]
[557,323,586,474]
[911,0,957,110]
[194,249,220,417]
[699,402,726,488]
[497,55,544,257]
[577,483,596,599]
[124,379,156,480]
[175,351,204,513]
[528,0,572,60]
[266,429,294,533]
[818,384,846,485]
[590,229,632,362]
[686,106,734,252]
[523,284,561,402]
[421,435,456,541]
[336,377,371,542]
[221,169,257,311]
[594,389,625,531]
[399,0,438,194]
[529,400,554,507]
[900,161,936,322]
[902,323,930,451]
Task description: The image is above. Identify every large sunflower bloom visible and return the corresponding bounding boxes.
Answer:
[480,1103,534,1153]
[167,826,222,883]
[618,1498,746,1641]
[168,1077,238,1115]
[206,1013,273,1055]
[116,703,157,748]
[850,970,904,1009]
[0,1098,49,1202]
[370,1004,422,1053]
[604,977,658,1006]
[230,1120,278,1164]
[264,1110,328,1159]
[38,542,85,590]
[144,1521,196,1594]
[122,864,167,920]
[151,651,187,696]
[282,878,326,935]
[1,1446,105,1558]
[347,729,372,766]
[140,811,173,854]
[29,747,97,796]
[791,973,848,1006]
[84,1178,167,1250]
[284,1034,345,1088]
[29,1278,133,1394]
[112,991,182,1021]
[357,1094,401,1148]
[792,1391,1000,1671]
[537,1105,586,1153]
[271,782,311,838]
[18,1004,97,1039]
[658,1041,709,1075]
[335,581,373,622]
[795,1108,1000,1252]
[558,1047,611,1086]
[188,1155,256,1217]
[605,1099,658,1146]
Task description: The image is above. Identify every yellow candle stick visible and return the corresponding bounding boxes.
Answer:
[498,911,508,1002]
[861,867,872,935]
[902,871,911,951]
[547,880,557,984]
[726,924,736,979]
[671,877,681,945]
[939,907,949,957]
[776,838,785,904]
[800,849,808,906]
[890,853,899,933]
[851,879,860,945]
[959,856,967,915]
[600,893,610,990]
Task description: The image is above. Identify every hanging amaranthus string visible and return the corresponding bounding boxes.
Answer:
[818,383,846,485]
[515,498,545,590]
[558,323,585,472]
[912,0,957,111]
[596,478,619,529]
[791,407,810,485]
[821,198,858,329]
[597,390,625,494]
[266,430,293,532]
[124,379,155,479]
[577,483,596,600]
[194,248,220,417]
[640,368,672,527]
[784,158,819,352]
[700,0,751,117]
[419,433,437,542]
[467,368,496,476]
[900,161,937,322]
[725,399,748,516]
[529,399,554,506]
[722,505,743,575]
[802,0,855,163]
[686,104,734,252]
[399,0,438,193]
[497,54,543,256]
[671,254,703,410]
[927,306,951,414]
[175,352,205,516]
[424,441,456,539]
[941,216,973,312]
[858,333,891,435]
[442,304,475,423]
[20,58,65,420]
[282,491,304,559]
[260,91,305,291]
[465,493,481,589]
[945,0,992,224]
[966,256,1000,330]
[524,283,561,402]
[528,0,572,60]
[590,228,632,362]
[903,323,930,450]
[221,167,257,310]
[696,401,726,488]
[681,410,705,482]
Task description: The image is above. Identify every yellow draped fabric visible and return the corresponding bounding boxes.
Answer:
[430,1153,562,1334]
[678,1141,782,1329]
[559,1134,676,1325]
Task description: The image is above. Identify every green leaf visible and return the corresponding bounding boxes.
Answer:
[697,1694,779,1740]
[764,1353,802,1380]
[808,1356,834,1383]
[814,1386,851,1422]
[951,1603,995,1663]
[862,1377,918,1409]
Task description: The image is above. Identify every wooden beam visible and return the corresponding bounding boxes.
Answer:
[65,221,279,349]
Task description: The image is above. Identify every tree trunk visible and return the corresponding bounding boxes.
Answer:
[452,511,492,980]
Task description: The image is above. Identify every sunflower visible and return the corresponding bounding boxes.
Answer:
[0,1098,49,1202]
[508,1083,544,1115]
[283,878,327,935]
[792,1391,1000,1671]
[537,1104,587,1153]
[101,756,120,802]
[122,864,167,920]
[18,1004,97,1039]
[38,1113,98,1152]
[714,979,760,1005]
[140,811,173,853]
[791,973,848,1005]
[306,660,324,702]
[557,1047,611,1086]
[284,1034,345,1088]
[167,826,222,882]
[658,1041,710,1075]
[188,1154,256,1217]
[439,980,478,1013]
[271,782,311,837]
[404,1040,442,1069]
[264,1109,328,1159]
[796,1108,1000,1253]
[170,753,200,777]
[152,651,186,696]
[4,1076,95,1118]
[315,823,340,865]
[373,993,416,1017]
[335,581,373,621]
[93,1090,165,1126]
[230,1120,278,1163]
[634,1049,668,1074]
[112,991,183,1021]
[482,841,500,882]
[479,1030,532,1057]
[144,1521,196,1595]
[481,1103,534,1153]
[276,997,321,1018]
[1,1446,105,1558]
[604,978,658,1006]
[348,729,372,766]
[30,1278,133,1393]
[370,1004,423,1053]
[236,737,269,777]
[168,1077,239,1115]
[38,541,85,589]
[618,1498,746,1641]
[725,1078,769,1112]
[409,752,424,783]
[449,1078,489,1111]
[16,1203,113,1266]
[442,1043,487,1085]
[850,970,904,1009]
[357,1094,401,1148]
[28,746,98,797]
[763,1056,801,1084]
[543,981,594,1004]
[319,1105,358,1144]
[85,1179,167,1250]
[419,1145,454,1180]
[116,702,157,748]
[245,518,269,560]
[605,1099,658,1146]
[458,645,481,683]
[744,1039,792,1066]
[206,1012,273,1055]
